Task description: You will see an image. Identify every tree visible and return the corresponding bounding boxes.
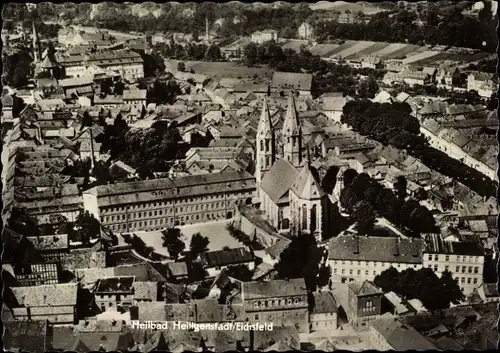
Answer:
[353,201,376,235]
[100,78,113,95]
[225,264,254,282]
[73,210,101,244]
[82,111,93,127]
[2,50,33,88]
[177,61,186,72]
[113,80,125,95]
[340,186,359,213]
[8,207,39,237]
[321,166,339,195]
[162,228,185,260]
[374,266,400,293]
[275,233,327,291]
[189,232,210,258]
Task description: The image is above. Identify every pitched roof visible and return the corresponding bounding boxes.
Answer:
[166,262,189,277]
[123,89,147,101]
[242,278,307,300]
[272,72,313,92]
[199,247,255,268]
[290,163,325,200]
[10,283,78,307]
[260,159,299,203]
[371,316,437,350]
[311,291,338,314]
[348,280,382,296]
[133,281,158,301]
[328,235,423,263]
[282,95,301,134]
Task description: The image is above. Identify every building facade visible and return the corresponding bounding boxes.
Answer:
[83,171,256,233]
[241,278,309,333]
[347,280,383,330]
[94,276,135,312]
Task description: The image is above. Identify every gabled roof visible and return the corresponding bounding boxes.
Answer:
[260,159,299,203]
[348,280,382,296]
[290,163,325,200]
[242,278,307,300]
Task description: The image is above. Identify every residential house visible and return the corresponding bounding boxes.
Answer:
[370,315,437,350]
[109,160,138,180]
[93,94,124,109]
[362,56,384,70]
[436,68,461,90]
[422,67,438,84]
[321,94,352,122]
[467,71,496,98]
[253,326,301,351]
[476,283,499,303]
[382,291,416,317]
[241,278,310,333]
[166,262,189,281]
[401,71,431,87]
[347,280,383,329]
[251,29,278,44]
[298,22,314,40]
[58,76,94,99]
[198,247,255,277]
[123,89,147,109]
[94,276,135,312]
[7,283,78,324]
[309,291,338,332]
[133,281,160,304]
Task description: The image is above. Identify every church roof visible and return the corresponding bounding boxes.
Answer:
[290,162,325,200]
[260,159,298,203]
[282,95,301,135]
[40,55,58,69]
[257,96,273,136]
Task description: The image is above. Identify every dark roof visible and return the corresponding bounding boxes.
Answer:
[199,247,255,268]
[242,278,307,300]
[4,321,47,353]
[423,233,485,256]
[95,276,135,293]
[371,317,437,350]
[311,291,338,314]
[328,235,423,263]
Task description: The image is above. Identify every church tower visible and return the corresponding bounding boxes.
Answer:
[282,94,302,167]
[32,22,41,64]
[255,96,276,192]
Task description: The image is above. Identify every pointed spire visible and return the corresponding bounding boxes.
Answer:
[258,96,273,135]
[283,93,300,135]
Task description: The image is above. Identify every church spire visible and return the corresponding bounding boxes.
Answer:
[257,96,273,135]
[256,96,276,192]
[282,93,302,167]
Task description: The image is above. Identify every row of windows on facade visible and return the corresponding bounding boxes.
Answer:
[253,311,304,320]
[101,192,253,214]
[102,200,241,222]
[333,267,419,276]
[459,277,478,285]
[252,297,304,309]
[105,211,230,230]
[426,254,482,263]
[331,260,420,268]
[426,263,480,274]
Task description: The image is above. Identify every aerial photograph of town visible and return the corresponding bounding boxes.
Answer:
[1,1,498,352]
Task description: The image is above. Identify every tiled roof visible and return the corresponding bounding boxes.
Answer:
[260,159,299,203]
[422,233,484,256]
[242,278,307,300]
[348,280,382,296]
[371,316,437,350]
[264,239,291,259]
[200,247,255,268]
[123,89,147,101]
[10,283,78,307]
[253,326,300,351]
[58,76,94,88]
[328,235,423,263]
[26,234,69,251]
[95,276,135,293]
[290,163,325,200]
[311,291,338,314]
[133,281,158,301]
[166,262,189,277]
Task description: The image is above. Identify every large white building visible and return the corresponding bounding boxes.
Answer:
[327,235,424,284]
[422,233,485,295]
[251,29,278,44]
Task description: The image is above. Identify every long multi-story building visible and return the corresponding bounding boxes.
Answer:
[422,233,485,295]
[328,235,424,284]
[83,171,256,233]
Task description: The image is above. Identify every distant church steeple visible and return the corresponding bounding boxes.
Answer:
[255,96,276,191]
[282,94,302,167]
[32,21,41,63]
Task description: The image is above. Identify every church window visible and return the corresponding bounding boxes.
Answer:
[266,156,271,167]
[287,137,290,144]
[266,140,271,152]
[310,205,317,233]
[301,204,307,230]
[260,140,264,150]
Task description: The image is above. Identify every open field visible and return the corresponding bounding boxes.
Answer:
[309,1,388,15]
[164,60,273,79]
[343,42,390,59]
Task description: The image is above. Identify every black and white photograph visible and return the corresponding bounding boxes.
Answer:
[1,1,498,351]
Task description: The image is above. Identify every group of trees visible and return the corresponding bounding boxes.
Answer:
[274,233,330,292]
[342,100,497,198]
[161,228,210,261]
[2,49,33,88]
[312,5,497,53]
[154,40,223,62]
[374,267,465,311]
[340,171,438,237]
[242,41,384,98]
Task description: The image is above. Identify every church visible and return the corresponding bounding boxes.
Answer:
[256,94,335,241]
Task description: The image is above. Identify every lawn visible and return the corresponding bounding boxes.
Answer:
[164,60,274,79]
[133,219,246,257]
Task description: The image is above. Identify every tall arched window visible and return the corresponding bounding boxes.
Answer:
[310,204,317,233]
[260,140,264,151]
[301,204,307,230]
